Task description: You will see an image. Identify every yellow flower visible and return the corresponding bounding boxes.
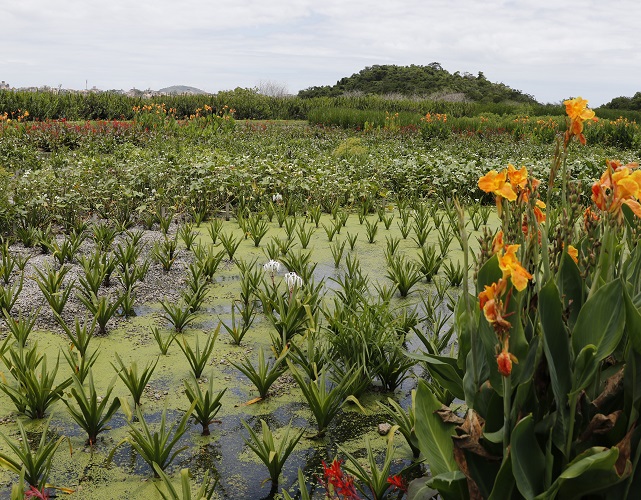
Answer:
[498,244,532,292]
[507,164,528,191]
[567,244,578,265]
[564,96,596,145]
[478,170,517,202]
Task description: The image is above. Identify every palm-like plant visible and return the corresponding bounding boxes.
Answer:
[0,345,72,419]
[176,327,219,379]
[63,371,122,446]
[230,348,287,400]
[160,300,198,333]
[109,403,196,477]
[0,416,68,490]
[112,353,158,408]
[153,464,217,500]
[287,362,360,438]
[242,419,304,491]
[184,374,226,436]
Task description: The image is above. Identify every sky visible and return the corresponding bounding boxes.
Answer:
[2,0,641,106]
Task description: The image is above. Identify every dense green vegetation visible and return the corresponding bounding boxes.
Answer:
[1,97,641,498]
[298,63,537,104]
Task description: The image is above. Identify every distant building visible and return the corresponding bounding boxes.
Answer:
[0,81,9,90]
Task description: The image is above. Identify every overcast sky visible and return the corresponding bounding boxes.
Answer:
[2,0,640,106]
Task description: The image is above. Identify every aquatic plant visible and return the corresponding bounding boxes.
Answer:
[63,371,122,446]
[183,373,226,436]
[242,419,303,491]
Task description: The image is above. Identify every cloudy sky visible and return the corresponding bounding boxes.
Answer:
[3,0,640,106]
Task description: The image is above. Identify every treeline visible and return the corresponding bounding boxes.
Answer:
[603,91,641,111]
[298,63,537,104]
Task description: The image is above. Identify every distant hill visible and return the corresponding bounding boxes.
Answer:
[157,85,209,95]
[298,63,537,104]
[602,92,641,111]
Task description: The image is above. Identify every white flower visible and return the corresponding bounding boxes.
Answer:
[284,271,303,290]
[272,193,283,203]
[263,260,281,274]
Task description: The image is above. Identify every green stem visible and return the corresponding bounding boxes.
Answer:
[503,374,512,463]
[545,425,553,490]
[565,392,578,463]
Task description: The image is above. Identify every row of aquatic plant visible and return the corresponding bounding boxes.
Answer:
[0,189,486,498]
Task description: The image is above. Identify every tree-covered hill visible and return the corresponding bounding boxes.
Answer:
[298,63,537,104]
[603,92,641,111]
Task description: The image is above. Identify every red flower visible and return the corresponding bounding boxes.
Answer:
[387,474,408,493]
[25,486,49,499]
[321,459,360,499]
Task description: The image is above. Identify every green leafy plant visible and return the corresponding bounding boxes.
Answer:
[364,218,378,243]
[33,264,74,316]
[287,362,360,438]
[219,231,242,260]
[385,254,423,297]
[341,431,400,500]
[3,308,39,348]
[183,373,226,436]
[177,222,198,251]
[242,419,303,491]
[153,464,217,500]
[0,345,72,419]
[0,416,69,490]
[112,353,158,408]
[153,235,179,272]
[220,301,255,346]
[0,277,22,315]
[77,292,124,335]
[247,214,270,247]
[231,347,287,400]
[151,326,176,355]
[54,313,95,356]
[206,218,223,244]
[176,326,219,379]
[63,371,122,446]
[109,403,196,477]
[160,300,198,333]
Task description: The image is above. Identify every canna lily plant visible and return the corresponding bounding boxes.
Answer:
[415,97,641,499]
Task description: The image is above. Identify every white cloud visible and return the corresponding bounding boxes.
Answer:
[2,0,640,105]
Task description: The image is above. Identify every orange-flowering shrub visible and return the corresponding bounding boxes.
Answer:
[591,159,641,221]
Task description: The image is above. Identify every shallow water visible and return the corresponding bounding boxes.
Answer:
[0,208,493,499]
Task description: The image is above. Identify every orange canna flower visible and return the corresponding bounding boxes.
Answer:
[492,230,505,254]
[478,170,517,202]
[567,244,579,264]
[507,164,528,191]
[499,244,532,292]
[592,160,641,220]
[497,347,518,377]
[564,97,596,145]
[564,96,596,122]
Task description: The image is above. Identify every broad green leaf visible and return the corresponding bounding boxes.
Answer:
[539,279,571,411]
[476,254,501,294]
[556,252,584,329]
[409,353,465,400]
[511,415,546,499]
[415,380,458,477]
[571,278,625,362]
[571,345,598,396]
[556,447,628,499]
[427,471,468,500]
[624,285,641,354]
[488,453,515,500]
[407,476,439,500]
